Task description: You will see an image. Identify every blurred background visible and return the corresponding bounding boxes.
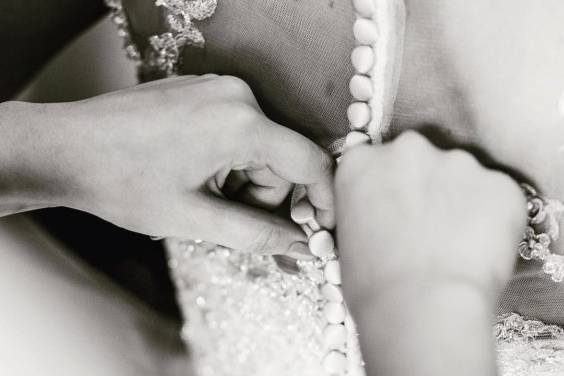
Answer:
[18,16,180,319]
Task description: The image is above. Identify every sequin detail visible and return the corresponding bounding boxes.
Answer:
[496,313,564,376]
[167,238,332,376]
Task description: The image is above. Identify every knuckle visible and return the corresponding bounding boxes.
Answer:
[483,171,527,228]
[220,102,261,128]
[392,131,436,165]
[445,149,478,169]
[216,75,254,98]
[394,130,429,150]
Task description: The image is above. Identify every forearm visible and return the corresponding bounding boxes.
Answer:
[353,281,497,376]
[0,101,80,216]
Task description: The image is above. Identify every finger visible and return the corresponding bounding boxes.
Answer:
[238,184,293,211]
[251,119,336,228]
[240,168,293,209]
[245,168,290,189]
[221,170,249,198]
[189,193,313,260]
[135,74,218,90]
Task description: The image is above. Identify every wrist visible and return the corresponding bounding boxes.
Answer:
[352,281,496,376]
[0,101,85,212]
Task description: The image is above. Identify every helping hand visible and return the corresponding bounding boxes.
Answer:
[335,131,527,375]
[16,75,335,257]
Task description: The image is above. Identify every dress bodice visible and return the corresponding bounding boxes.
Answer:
[105,1,564,375]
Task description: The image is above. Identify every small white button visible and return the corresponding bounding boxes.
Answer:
[352,0,375,18]
[321,283,344,303]
[308,230,335,258]
[353,18,379,45]
[347,102,372,129]
[323,324,347,349]
[324,302,346,324]
[290,199,315,225]
[345,131,371,150]
[349,75,373,101]
[324,260,342,285]
[323,350,348,374]
[351,45,375,74]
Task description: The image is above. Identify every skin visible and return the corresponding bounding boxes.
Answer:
[0,74,336,256]
[0,0,550,374]
[336,132,527,376]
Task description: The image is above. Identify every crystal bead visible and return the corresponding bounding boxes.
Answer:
[308,231,335,258]
[518,241,534,260]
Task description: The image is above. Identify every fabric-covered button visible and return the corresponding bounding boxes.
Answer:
[323,350,348,374]
[353,0,375,18]
[351,45,375,74]
[353,18,379,45]
[291,199,315,225]
[324,302,346,324]
[349,75,373,101]
[321,283,344,303]
[323,324,348,349]
[324,260,342,285]
[347,102,372,129]
[345,131,371,150]
[308,230,335,258]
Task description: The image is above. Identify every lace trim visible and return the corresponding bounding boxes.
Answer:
[519,184,564,282]
[495,313,564,376]
[105,0,217,76]
[496,313,564,342]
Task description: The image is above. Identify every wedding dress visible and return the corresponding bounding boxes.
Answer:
[106,0,564,375]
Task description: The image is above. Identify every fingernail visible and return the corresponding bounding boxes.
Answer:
[286,241,314,261]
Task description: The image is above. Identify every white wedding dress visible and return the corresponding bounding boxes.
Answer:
[103,1,564,375]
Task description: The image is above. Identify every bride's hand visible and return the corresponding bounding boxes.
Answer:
[335,131,526,375]
[2,75,334,257]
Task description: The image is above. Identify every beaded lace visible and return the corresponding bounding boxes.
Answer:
[105,0,216,77]
[519,184,564,282]
[495,313,564,375]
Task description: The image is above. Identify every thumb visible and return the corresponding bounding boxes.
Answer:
[252,118,336,228]
[189,194,313,260]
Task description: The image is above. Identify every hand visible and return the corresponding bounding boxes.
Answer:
[2,75,334,257]
[335,131,527,375]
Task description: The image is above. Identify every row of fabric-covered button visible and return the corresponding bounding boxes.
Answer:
[346,0,380,151]
[290,0,381,374]
[291,199,348,375]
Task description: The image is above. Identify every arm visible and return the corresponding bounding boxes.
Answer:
[0,0,106,100]
[0,75,335,257]
[336,131,526,376]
